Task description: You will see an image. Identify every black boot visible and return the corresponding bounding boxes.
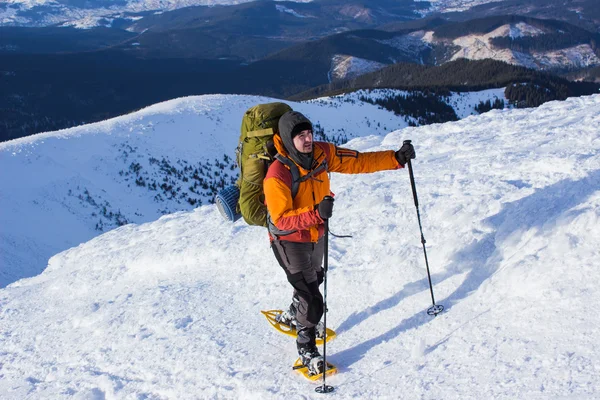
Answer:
[297,324,324,375]
[276,293,300,327]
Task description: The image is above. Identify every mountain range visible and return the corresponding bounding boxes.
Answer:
[1,1,599,141]
[3,0,599,32]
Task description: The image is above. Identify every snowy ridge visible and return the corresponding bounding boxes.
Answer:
[0,90,508,289]
[416,0,506,13]
[537,44,600,69]
[371,23,600,71]
[0,93,407,288]
[1,94,600,398]
[432,23,600,70]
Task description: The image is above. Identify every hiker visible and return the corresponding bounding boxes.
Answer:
[263,110,415,374]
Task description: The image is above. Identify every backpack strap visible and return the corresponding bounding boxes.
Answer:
[274,154,329,199]
[274,154,301,199]
[267,154,329,239]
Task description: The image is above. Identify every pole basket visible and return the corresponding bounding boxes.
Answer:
[315,385,335,394]
[427,304,444,316]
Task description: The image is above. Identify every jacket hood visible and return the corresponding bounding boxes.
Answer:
[277,111,313,170]
[273,134,289,158]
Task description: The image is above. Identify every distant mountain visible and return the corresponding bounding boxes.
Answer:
[381,16,600,72]
[2,2,600,141]
[0,0,427,29]
[108,0,430,61]
[424,16,600,70]
[4,0,599,34]
[442,0,600,34]
[1,0,428,60]
[236,16,600,93]
[1,0,255,27]
[292,59,600,106]
[3,14,597,71]
[2,48,598,142]
[0,26,137,53]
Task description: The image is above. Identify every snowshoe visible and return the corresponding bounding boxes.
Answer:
[293,357,337,381]
[277,311,327,340]
[261,310,336,344]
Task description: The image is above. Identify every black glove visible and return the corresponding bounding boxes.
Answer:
[317,196,334,220]
[395,142,416,166]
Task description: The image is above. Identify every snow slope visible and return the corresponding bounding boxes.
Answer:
[1,94,600,399]
[0,90,508,289]
[0,93,408,288]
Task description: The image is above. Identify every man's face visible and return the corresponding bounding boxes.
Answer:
[293,130,313,153]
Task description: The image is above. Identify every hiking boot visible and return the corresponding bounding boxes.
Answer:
[297,342,324,376]
[275,309,296,327]
[275,294,300,327]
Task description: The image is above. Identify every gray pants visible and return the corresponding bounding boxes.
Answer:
[272,238,325,341]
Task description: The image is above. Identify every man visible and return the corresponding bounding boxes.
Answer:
[263,111,415,374]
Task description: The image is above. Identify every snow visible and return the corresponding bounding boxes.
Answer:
[275,4,312,19]
[2,93,600,399]
[405,25,596,71]
[0,3,29,25]
[443,24,600,70]
[0,89,511,289]
[329,55,387,82]
[449,24,542,66]
[376,31,432,63]
[0,93,414,288]
[446,88,506,118]
[60,16,114,29]
[2,0,314,27]
[508,22,545,39]
[535,44,600,70]
[415,0,506,13]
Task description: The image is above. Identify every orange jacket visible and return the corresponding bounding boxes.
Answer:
[264,134,402,242]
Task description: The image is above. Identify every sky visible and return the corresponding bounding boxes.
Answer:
[1,92,599,399]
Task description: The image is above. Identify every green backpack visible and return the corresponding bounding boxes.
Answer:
[236,102,293,226]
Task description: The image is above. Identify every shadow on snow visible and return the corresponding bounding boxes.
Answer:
[334,169,600,368]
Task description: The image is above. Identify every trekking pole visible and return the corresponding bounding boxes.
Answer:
[316,199,334,394]
[404,140,444,317]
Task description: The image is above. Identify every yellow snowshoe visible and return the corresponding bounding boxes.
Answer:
[261,310,337,344]
[293,357,337,381]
